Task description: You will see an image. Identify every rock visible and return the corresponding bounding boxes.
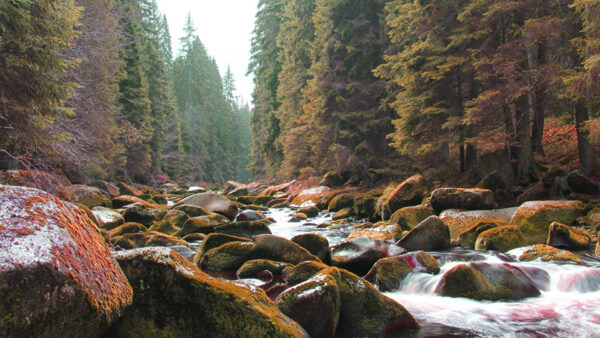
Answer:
[0,185,133,336]
[363,256,413,292]
[386,175,428,213]
[396,216,450,252]
[439,208,516,240]
[111,232,155,249]
[290,186,331,206]
[122,203,165,227]
[234,209,264,222]
[518,244,583,264]
[145,232,189,248]
[543,166,567,187]
[93,180,120,198]
[117,182,143,196]
[457,222,499,248]
[163,209,190,228]
[199,241,256,271]
[510,200,585,245]
[148,220,181,236]
[92,206,124,230]
[298,205,320,218]
[176,192,239,220]
[291,212,308,222]
[320,171,346,188]
[516,182,549,204]
[328,193,355,212]
[346,225,396,242]
[547,222,591,250]
[567,169,599,195]
[109,247,307,337]
[0,170,70,200]
[214,219,273,238]
[336,269,418,336]
[112,195,159,209]
[390,204,434,232]
[430,188,495,213]
[228,186,249,197]
[173,204,216,217]
[182,233,205,243]
[478,170,515,207]
[252,234,322,265]
[108,222,147,238]
[353,189,381,219]
[276,269,341,338]
[65,184,106,208]
[475,225,524,252]
[332,207,354,221]
[181,214,230,236]
[330,237,405,276]
[237,259,294,280]
[435,262,541,301]
[225,180,247,192]
[291,233,331,263]
[287,261,331,286]
[193,233,251,265]
[397,251,440,274]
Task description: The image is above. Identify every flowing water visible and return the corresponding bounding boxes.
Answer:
[266,207,600,337]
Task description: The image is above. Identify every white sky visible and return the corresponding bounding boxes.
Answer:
[155,0,259,106]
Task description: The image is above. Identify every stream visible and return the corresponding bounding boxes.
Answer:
[265,207,600,337]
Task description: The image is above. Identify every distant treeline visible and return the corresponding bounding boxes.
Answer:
[0,0,252,185]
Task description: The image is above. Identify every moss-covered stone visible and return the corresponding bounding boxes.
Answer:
[290,186,331,206]
[291,212,308,222]
[475,225,524,252]
[108,222,147,238]
[287,261,331,286]
[236,259,294,280]
[331,237,405,276]
[163,209,190,228]
[193,233,251,266]
[214,219,273,238]
[547,222,591,250]
[363,256,413,292]
[112,195,160,209]
[440,208,516,240]
[92,206,125,230]
[390,204,434,232]
[145,232,189,248]
[511,200,585,245]
[109,248,307,337]
[148,219,181,237]
[122,203,166,227]
[112,232,155,249]
[519,244,583,264]
[252,234,322,265]
[346,225,396,242]
[332,208,354,221]
[353,189,381,219]
[172,204,216,217]
[328,193,355,212]
[291,234,330,263]
[320,171,346,188]
[386,175,428,213]
[199,241,256,271]
[457,222,499,249]
[397,216,450,252]
[175,192,239,220]
[181,214,230,236]
[430,188,495,213]
[182,233,206,243]
[66,184,106,208]
[298,205,320,218]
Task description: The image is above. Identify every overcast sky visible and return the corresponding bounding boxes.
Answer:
[155,0,259,105]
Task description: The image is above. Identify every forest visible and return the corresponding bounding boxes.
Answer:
[248,0,600,186]
[0,0,252,185]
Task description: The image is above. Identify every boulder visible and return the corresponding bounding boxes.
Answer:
[0,185,133,337]
[199,241,256,271]
[346,225,396,242]
[122,203,166,227]
[475,225,524,252]
[163,209,190,228]
[193,233,251,266]
[478,170,515,207]
[291,212,308,222]
[181,214,230,236]
[547,222,590,250]
[330,237,405,276]
[109,247,307,337]
[173,204,216,217]
[145,232,189,248]
[107,222,147,238]
[567,169,599,195]
[182,233,206,243]
[117,182,143,197]
[390,204,434,231]
[364,251,441,291]
[518,244,583,264]
[65,184,106,208]
[112,195,159,209]
[430,188,495,213]
[396,216,450,252]
[92,206,125,230]
[332,207,354,221]
[457,222,499,249]
[328,193,355,212]
[353,189,381,219]
[214,219,273,238]
[320,171,346,188]
[298,205,320,218]
[290,186,331,206]
[435,262,540,301]
[386,175,428,213]
[286,261,331,286]
[236,259,294,280]
[148,220,181,236]
[291,233,331,263]
[510,200,585,245]
[0,170,70,200]
[234,209,264,222]
[176,192,239,220]
[93,180,120,198]
[111,232,155,249]
[276,268,341,338]
[252,234,322,265]
[439,208,516,240]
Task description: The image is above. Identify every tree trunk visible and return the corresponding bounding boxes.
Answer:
[516,97,538,184]
[574,101,597,175]
[531,42,545,155]
[502,104,515,160]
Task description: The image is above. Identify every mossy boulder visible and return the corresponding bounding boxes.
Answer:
[234,209,264,222]
[457,222,499,249]
[176,192,239,220]
[291,233,330,263]
[287,261,331,286]
[92,206,124,230]
[237,259,294,281]
[182,233,206,243]
[276,269,341,338]
[65,184,107,208]
[181,214,230,236]
[330,237,405,276]
[117,182,143,196]
[290,186,331,206]
[122,203,166,226]
[108,222,147,238]
[390,204,434,232]
[320,171,346,188]
[510,200,585,245]
[440,208,516,240]
[475,225,524,252]
[144,232,189,248]
[396,216,450,252]
[0,185,133,337]
[0,169,70,199]
[567,169,599,195]
[353,189,381,219]
[518,244,583,264]
[346,225,396,242]
[214,219,273,238]
[298,205,320,218]
[163,209,190,228]
[328,193,355,212]
[172,204,216,217]
[148,220,181,237]
[112,195,159,209]
[111,232,156,249]
[430,188,495,213]
[109,247,307,337]
[199,241,256,271]
[547,222,590,250]
[435,262,541,301]
[291,212,308,222]
[332,207,354,221]
[386,175,428,213]
[364,250,440,291]
[193,233,251,266]
[252,234,322,265]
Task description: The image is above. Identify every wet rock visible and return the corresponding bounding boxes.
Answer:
[237,259,294,281]
[181,214,230,236]
[291,233,331,263]
[396,216,450,252]
[193,233,251,266]
[475,225,524,252]
[457,222,499,249]
[234,209,264,222]
[111,232,155,249]
[328,193,355,212]
[108,222,147,238]
[430,188,495,214]
[163,209,190,228]
[332,207,354,220]
[290,186,331,206]
[0,185,133,337]
[547,222,590,250]
[182,233,205,243]
[214,219,273,238]
[112,195,159,209]
[331,237,405,276]
[510,200,585,245]
[199,241,256,271]
[0,170,70,200]
[65,184,106,208]
[320,171,346,188]
[298,205,320,218]
[398,251,440,274]
[386,175,428,213]
[172,204,216,217]
[390,204,434,232]
[287,261,331,286]
[518,244,583,264]
[109,247,307,337]
[92,206,124,230]
[440,208,516,240]
[291,212,308,222]
[346,224,396,242]
[478,170,515,207]
[353,189,381,219]
[117,182,143,196]
[252,234,322,265]
[145,232,189,248]
[276,269,341,338]
[363,257,413,292]
[436,262,541,301]
[516,182,549,204]
[93,180,120,198]
[567,169,599,195]
[336,269,419,336]
[122,203,166,227]
[176,192,239,220]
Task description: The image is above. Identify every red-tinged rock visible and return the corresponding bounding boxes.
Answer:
[0,170,70,200]
[0,185,133,337]
[65,184,107,208]
[117,182,143,197]
[430,188,495,213]
[386,175,429,213]
[176,192,239,220]
[331,236,405,276]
